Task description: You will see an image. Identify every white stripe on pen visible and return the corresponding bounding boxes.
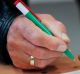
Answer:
[16,2,29,15]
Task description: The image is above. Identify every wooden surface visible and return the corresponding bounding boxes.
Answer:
[0,57,80,74]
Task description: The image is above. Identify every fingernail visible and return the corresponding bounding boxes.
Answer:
[61,33,70,42]
[56,44,67,52]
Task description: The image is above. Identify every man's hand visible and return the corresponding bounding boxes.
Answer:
[7,14,70,69]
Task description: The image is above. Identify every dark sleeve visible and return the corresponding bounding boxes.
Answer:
[0,0,28,64]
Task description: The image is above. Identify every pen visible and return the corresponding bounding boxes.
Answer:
[14,0,75,61]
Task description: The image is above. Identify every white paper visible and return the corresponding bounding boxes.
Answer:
[62,70,80,74]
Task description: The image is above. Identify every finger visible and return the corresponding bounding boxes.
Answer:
[8,35,62,60]
[37,14,70,44]
[20,17,67,52]
[8,46,61,69]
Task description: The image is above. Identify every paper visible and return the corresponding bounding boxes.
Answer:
[62,70,80,74]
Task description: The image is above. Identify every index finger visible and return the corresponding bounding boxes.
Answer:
[37,14,70,44]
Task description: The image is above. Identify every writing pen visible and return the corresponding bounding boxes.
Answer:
[14,0,75,61]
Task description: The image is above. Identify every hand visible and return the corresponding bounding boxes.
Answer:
[7,14,70,69]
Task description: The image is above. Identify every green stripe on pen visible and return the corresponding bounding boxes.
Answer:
[26,12,75,60]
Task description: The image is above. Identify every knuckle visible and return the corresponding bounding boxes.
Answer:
[44,14,55,19]
[40,14,52,18]
[56,20,67,32]
[44,14,53,18]
[44,14,51,17]
[56,21,66,29]
[56,20,63,25]
[30,32,42,45]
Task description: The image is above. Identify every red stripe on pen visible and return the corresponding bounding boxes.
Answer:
[14,0,41,22]
[21,0,41,22]
[14,0,21,5]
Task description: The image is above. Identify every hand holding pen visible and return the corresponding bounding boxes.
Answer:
[15,0,74,60]
[7,0,71,69]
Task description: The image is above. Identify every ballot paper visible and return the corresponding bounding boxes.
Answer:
[62,70,80,74]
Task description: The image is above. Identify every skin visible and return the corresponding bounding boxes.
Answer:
[7,14,70,69]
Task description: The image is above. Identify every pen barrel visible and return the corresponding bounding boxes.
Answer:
[26,12,53,35]
[64,49,74,60]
